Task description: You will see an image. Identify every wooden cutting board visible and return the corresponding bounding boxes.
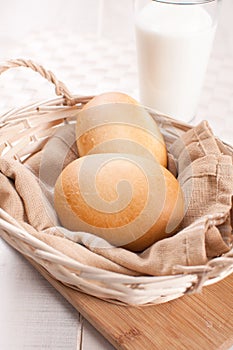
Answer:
[28,258,233,350]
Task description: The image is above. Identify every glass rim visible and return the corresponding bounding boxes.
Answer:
[153,0,216,4]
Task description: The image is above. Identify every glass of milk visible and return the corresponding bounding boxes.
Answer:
[135,0,220,122]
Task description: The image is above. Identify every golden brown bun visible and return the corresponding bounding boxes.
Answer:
[54,153,184,252]
[83,92,138,108]
[76,92,167,168]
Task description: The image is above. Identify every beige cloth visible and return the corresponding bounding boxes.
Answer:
[0,121,232,276]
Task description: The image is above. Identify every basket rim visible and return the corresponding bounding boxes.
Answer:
[0,184,232,306]
[0,59,232,305]
[1,209,233,279]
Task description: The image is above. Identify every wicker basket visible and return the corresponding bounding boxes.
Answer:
[0,59,232,306]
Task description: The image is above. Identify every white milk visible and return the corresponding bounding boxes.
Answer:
[135,2,216,122]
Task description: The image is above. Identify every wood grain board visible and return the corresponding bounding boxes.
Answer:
[27,258,233,350]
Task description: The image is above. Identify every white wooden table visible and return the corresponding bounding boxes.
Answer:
[0,1,232,349]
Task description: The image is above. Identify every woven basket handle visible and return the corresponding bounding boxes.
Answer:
[0,58,76,105]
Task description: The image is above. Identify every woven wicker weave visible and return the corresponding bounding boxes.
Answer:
[0,59,232,306]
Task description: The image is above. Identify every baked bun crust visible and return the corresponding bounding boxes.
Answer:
[76,92,167,167]
[54,153,184,251]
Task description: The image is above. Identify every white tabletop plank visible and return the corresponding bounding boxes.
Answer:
[0,240,79,350]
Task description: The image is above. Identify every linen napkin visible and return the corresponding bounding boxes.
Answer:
[0,120,232,276]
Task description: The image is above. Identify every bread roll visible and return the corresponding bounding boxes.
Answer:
[83,91,138,108]
[54,153,184,252]
[76,92,167,167]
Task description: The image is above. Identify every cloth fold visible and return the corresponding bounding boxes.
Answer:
[0,120,232,276]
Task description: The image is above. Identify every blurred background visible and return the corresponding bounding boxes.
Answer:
[0,0,231,51]
[0,0,232,141]
[0,1,142,111]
